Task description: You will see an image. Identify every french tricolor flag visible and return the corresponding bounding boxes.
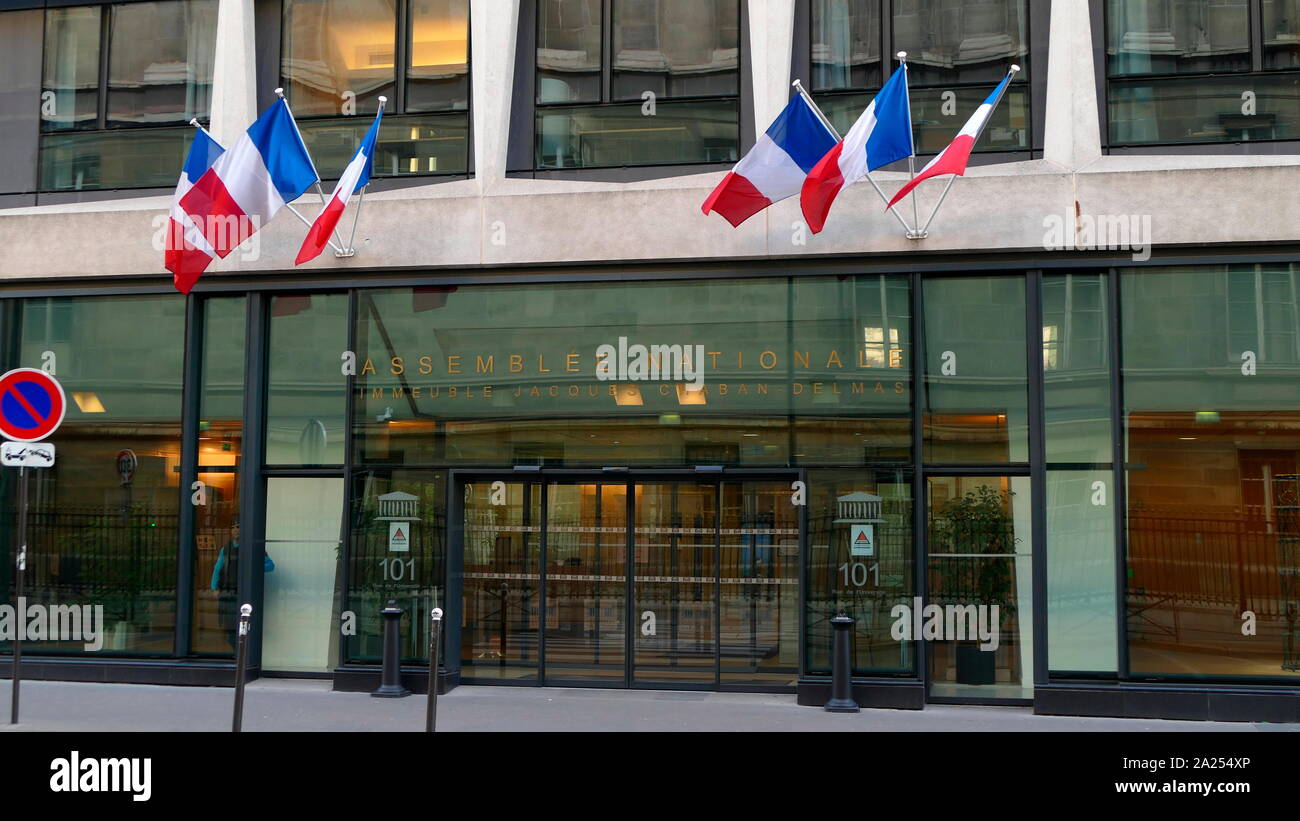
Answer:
[702,93,837,228]
[886,69,1017,210]
[165,127,224,294]
[296,107,383,264]
[800,65,914,234]
[178,98,318,290]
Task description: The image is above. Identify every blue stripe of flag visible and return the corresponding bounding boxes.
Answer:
[766,95,838,174]
[247,99,319,203]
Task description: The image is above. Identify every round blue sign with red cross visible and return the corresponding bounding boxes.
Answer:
[0,368,66,443]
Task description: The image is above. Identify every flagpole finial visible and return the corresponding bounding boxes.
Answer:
[897,51,907,61]
[378,96,387,103]
[274,87,285,99]
[1011,64,1021,73]
[189,118,200,128]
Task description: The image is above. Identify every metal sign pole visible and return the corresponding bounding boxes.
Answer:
[232,603,252,732]
[9,465,27,725]
[426,607,443,733]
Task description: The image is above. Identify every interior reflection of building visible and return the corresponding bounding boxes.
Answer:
[1127,411,1300,677]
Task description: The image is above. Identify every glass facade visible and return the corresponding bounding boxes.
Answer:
[1107,0,1300,145]
[281,0,470,179]
[535,0,741,168]
[2,263,1299,702]
[39,0,217,191]
[811,0,1032,154]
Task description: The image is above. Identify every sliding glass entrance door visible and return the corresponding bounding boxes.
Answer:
[458,475,802,690]
[545,482,629,684]
[632,482,718,687]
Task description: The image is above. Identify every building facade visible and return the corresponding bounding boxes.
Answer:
[1,0,1299,722]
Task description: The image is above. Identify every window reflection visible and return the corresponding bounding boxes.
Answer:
[7,296,185,657]
[41,7,102,133]
[536,0,740,169]
[1108,0,1250,76]
[283,0,398,117]
[107,1,217,127]
[406,0,470,112]
[1123,265,1300,679]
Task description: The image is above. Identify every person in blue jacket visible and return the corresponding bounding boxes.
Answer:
[210,519,274,650]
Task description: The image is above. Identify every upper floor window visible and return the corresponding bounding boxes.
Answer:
[1106,0,1300,146]
[39,0,217,191]
[280,0,470,179]
[534,0,741,169]
[808,0,1032,157]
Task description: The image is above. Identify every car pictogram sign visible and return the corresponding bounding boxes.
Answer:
[0,368,66,443]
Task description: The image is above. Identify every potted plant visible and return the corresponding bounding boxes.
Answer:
[929,484,1019,686]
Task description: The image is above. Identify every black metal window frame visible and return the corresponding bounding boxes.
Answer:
[1095,0,1300,155]
[34,0,217,194]
[790,0,1050,167]
[507,0,756,181]
[8,246,1300,697]
[256,0,475,187]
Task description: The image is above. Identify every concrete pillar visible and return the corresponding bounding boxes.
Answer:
[1043,0,1102,170]
[470,0,520,192]
[749,0,796,134]
[208,0,258,146]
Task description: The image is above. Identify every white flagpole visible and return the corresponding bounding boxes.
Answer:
[919,64,1021,235]
[897,53,925,240]
[792,79,915,235]
[275,87,349,254]
[189,117,217,142]
[339,96,385,259]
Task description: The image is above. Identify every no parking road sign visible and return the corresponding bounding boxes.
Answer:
[0,368,66,444]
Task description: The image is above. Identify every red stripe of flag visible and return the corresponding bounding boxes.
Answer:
[799,142,846,235]
[164,218,213,295]
[295,196,346,265]
[179,170,253,258]
[700,172,771,228]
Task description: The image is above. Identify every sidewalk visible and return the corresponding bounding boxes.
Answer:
[2,679,1295,732]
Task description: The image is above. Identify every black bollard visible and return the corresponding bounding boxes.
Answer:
[425,607,443,733]
[824,611,860,713]
[372,599,411,698]
[232,603,253,732]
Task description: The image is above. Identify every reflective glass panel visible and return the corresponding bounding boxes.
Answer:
[535,99,738,168]
[461,480,541,680]
[1109,74,1300,145]
[39,127,194,191]
[296,113,469,178]
[282,0,397,117]
[811,0,881,92]
[2,296,185,658]
[106,0,217,127]
[927,475,1033,700]
[41,7,101,133]
[893,0,1030,85]
[719,481,801,686]
[610,0,739,100]
[538,0,603,104]
[353,275,912,467]
[1263,0,1300,69]
[1123,265,1300,680]
[346,470,446,663]
[191,298,247,657]
[633,482,717,685]
[261,477,345,672]
[266,293,349,466]
[804,469,915,676]
[922,276,1029,463]
[405,0,469,112]
[1108,0,1250,76]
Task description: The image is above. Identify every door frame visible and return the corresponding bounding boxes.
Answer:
[447,468,806,692]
